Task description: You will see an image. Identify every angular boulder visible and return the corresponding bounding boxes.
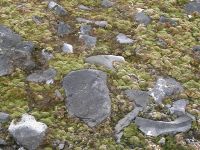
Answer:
[8,114,48,150]
[63,69,111,127]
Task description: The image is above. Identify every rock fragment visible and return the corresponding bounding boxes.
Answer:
[0,112,9,123]
[85,55,125,69]
[57,21,71,37]
[48,1,67,16]
[76,18,93,24]
[79,35,97,48]
[8,114,48,150]
[184,1,200,14]
[63,69,111,127]
[94,21,108,27]
[78,5,92,11]
[116,33,133,44]
[134,11,151,26]
[62,43,73,53]
[169,99,189,116]
[101,0,114,8]
[159,16,177,26]
[80,24,92,35]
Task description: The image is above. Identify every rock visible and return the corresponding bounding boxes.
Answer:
[94,21,108,28]
[0,139,6,146]
[26,68,57,84]
[85,55,125,69]
[57,21,71,37]
[48,1,67,16]
[0,112,9,123]
[184,1,200,14]
[62,69,111,127]
[41,49,53,61]
[192,45,200,52]
[135,115,193,137]
[116,33,133,44]
[134,11,151,26]
[101,0,114,8]
[124,90,150,108]
[78,5,92,10]
[115,107,142,142]
[159,16,177,26]
[62,43,73,53]
[8,114,48,150]
[149,77,183,103]
[0,25,35,76]
[76,18,93,24]
[32,16,43,25]
[80,24,92,35]
[158,137,166,145]
[170,99,189,116]
[79,35,97,48]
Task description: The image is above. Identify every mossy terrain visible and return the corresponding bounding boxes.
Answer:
[0,0,199,149]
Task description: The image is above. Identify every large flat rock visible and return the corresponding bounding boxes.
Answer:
[63,69,111,127]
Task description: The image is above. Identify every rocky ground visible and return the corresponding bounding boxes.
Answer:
[0,0,200,149]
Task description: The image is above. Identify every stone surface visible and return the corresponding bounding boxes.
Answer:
[185,1,200,14]
[76,18,93,24]
[134,11,151,26]
[115,107,142,142]
[8,114,48,150]
[116,33,133,44]
[192,45,200,52]
[135,115,193,137]
[80,24,92,35]
[78,5,92,10]
[0,112,9,123]
[41,49,53,61]
[79,34,97,48]
[149,77,183,103]
[170,99,189,116]
[101,0,114,8]
[57,22,71,37]
[62,69,111,127]
[85,55,125,69]
[48,1,67,16]
[62,43,73,53]
[26,68,57,84]
[159,16,177,26]
[124,90,150,108]
[0,25,35,76]
[94,21,108,27]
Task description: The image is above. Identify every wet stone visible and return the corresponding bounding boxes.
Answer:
[116,33,133,44]
[85,55,125,69]
[135,115,193,137]
[134,11,151,26]
[79,34,97,48]
[57,22,71,37]
[62,69,111,127]
[124,90,150,108]
[185,1,200,14]
[149,77,183,103]
[26,68,57,84]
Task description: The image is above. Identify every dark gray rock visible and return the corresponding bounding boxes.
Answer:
[0,25,35,76]
[57,22,71,37]
[185,1,200,14]
[48,1,67,16]
[124,90,150,108]
[26,68,57,84]
[149,77,183,103]
[135,115,193,137]
[134,11,151,26]
[85,55,125,69]
[192,45,200,52]
[8,114,48,150]
[80,24,92,35]
[116,33,133,44]
[170,99,189,116]
[0,112,9,123]
[62,69,111,127]
[101,0,114,8]
[79,35,97,48]
[115,107,142,142]
[159,16,177,26]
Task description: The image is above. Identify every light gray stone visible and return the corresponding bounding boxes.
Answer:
[62,43,73,53]
[76,18,93,24]
[63,69,111,127]
[48,1,67,16]
[78,5,92,10]
[8,114,48,150]
[116,33,133,44]
[57,22,71,37]
[79,34,97,48]
[80,24,92,35]
[94,21,108,27]
[85,55,125,69]
[170,99,189,116]
[101,0,114,8]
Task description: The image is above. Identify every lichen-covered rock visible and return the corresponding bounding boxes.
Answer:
[85,55,125,69]
[124,90,150,108]
[135,115,193,137]
[0,25,35,76]
[62,69,111,127]
[116,33,133,44]
[26,68,57,84]
[8,114,48,150]
[48,1,67,16]
[149,77,183,103]
[134,11,151,26]
[184,1,200,14]
[79,34,97,48]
